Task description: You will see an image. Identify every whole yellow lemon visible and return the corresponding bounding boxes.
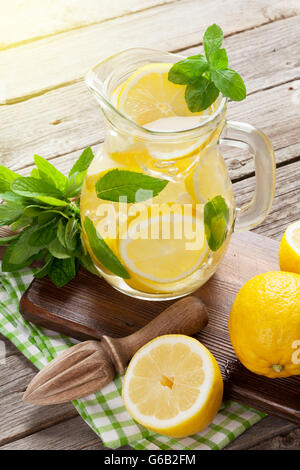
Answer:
[228,271,300,378]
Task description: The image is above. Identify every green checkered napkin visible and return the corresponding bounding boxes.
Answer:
[0,266,266,449]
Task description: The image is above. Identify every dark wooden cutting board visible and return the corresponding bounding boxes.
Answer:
[19,231,300,424]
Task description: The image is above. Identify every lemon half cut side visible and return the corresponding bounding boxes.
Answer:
[279,220,300,274]
[122,334,223,438]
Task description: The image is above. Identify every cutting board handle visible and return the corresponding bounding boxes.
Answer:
[102,296,208,374]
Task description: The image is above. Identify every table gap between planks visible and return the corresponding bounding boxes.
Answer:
[0,0,299,450]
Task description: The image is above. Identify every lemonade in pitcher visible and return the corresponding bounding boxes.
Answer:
[81,48,275,300]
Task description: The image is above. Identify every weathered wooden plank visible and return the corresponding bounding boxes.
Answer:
[1,17,299,173]
[0,333,22,358]
[0,352,77,445]
[235,159,300,241]
[0,83,103,169]
[0,0,177,50]
[1,0,299,103]
[249,428,300,450]
[225,416,297,450]
[0,415,131,450]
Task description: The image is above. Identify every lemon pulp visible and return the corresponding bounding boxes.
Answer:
[122,335,223,437]
[279,220,300,274]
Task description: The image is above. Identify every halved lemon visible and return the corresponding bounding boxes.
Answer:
[122,334,223,437]
[118,211,208,290]
[279,220,300,274]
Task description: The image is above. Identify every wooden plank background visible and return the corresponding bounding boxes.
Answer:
[0,0,299,450]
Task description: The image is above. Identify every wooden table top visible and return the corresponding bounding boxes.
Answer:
[0,0,299,450]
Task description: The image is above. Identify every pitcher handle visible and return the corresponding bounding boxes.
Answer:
[220,120,276,232]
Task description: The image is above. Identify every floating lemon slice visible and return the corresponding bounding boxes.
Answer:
[116,63,200,125]
[279,220,300,274]
[118,212,208,288]
[185,148,233,204]
[122,334,223,437]
[115,63,214,163]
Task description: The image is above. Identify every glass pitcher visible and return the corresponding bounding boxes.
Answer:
[82,48,275,300]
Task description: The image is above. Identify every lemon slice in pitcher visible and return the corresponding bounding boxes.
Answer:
[116,63,213,162]
[122,335,223,437]
[185,148,233,204]
[117,63,200,125]
[118,212,208,287]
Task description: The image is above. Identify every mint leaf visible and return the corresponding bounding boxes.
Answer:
[65,170,86,198]
[37,210,67,226]
[65,218,79,251]
[96,169,168,203]
[0,191,28,204]
[211,69,246,101]
[4,226,43,265]
[11,215,32,231]
[203,24,223,59]
[66,147,94,197]
[0,166,20,192]
[168,55,209,85]
[28,222,57,247]
[48,257,77,287]
[24,205,47,217]
[79,250,99,276]
[30,168,40,178]
[69,147,94,177]
[204,195,229,251]
[11,177,64,200]
[57,218,67,247]
[84,216,129,279]
[0,234,19,245]
[34,255,53,279]
[48,238,72,259]
[185,77,219,112]
[33,195,68,206]
[210,48,228,70]
[34,155,68,193]
[2,241,40,272]
[0,203,24,226]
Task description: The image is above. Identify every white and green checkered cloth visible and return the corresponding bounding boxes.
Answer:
[0,266,266,449]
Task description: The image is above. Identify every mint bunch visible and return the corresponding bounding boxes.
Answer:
[0,148,95,287]
[168,24,246,112]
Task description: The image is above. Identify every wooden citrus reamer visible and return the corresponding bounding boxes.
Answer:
[23,296,208,405]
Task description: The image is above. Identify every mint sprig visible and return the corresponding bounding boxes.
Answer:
[168,24,246,111]
[0,147,95,287]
